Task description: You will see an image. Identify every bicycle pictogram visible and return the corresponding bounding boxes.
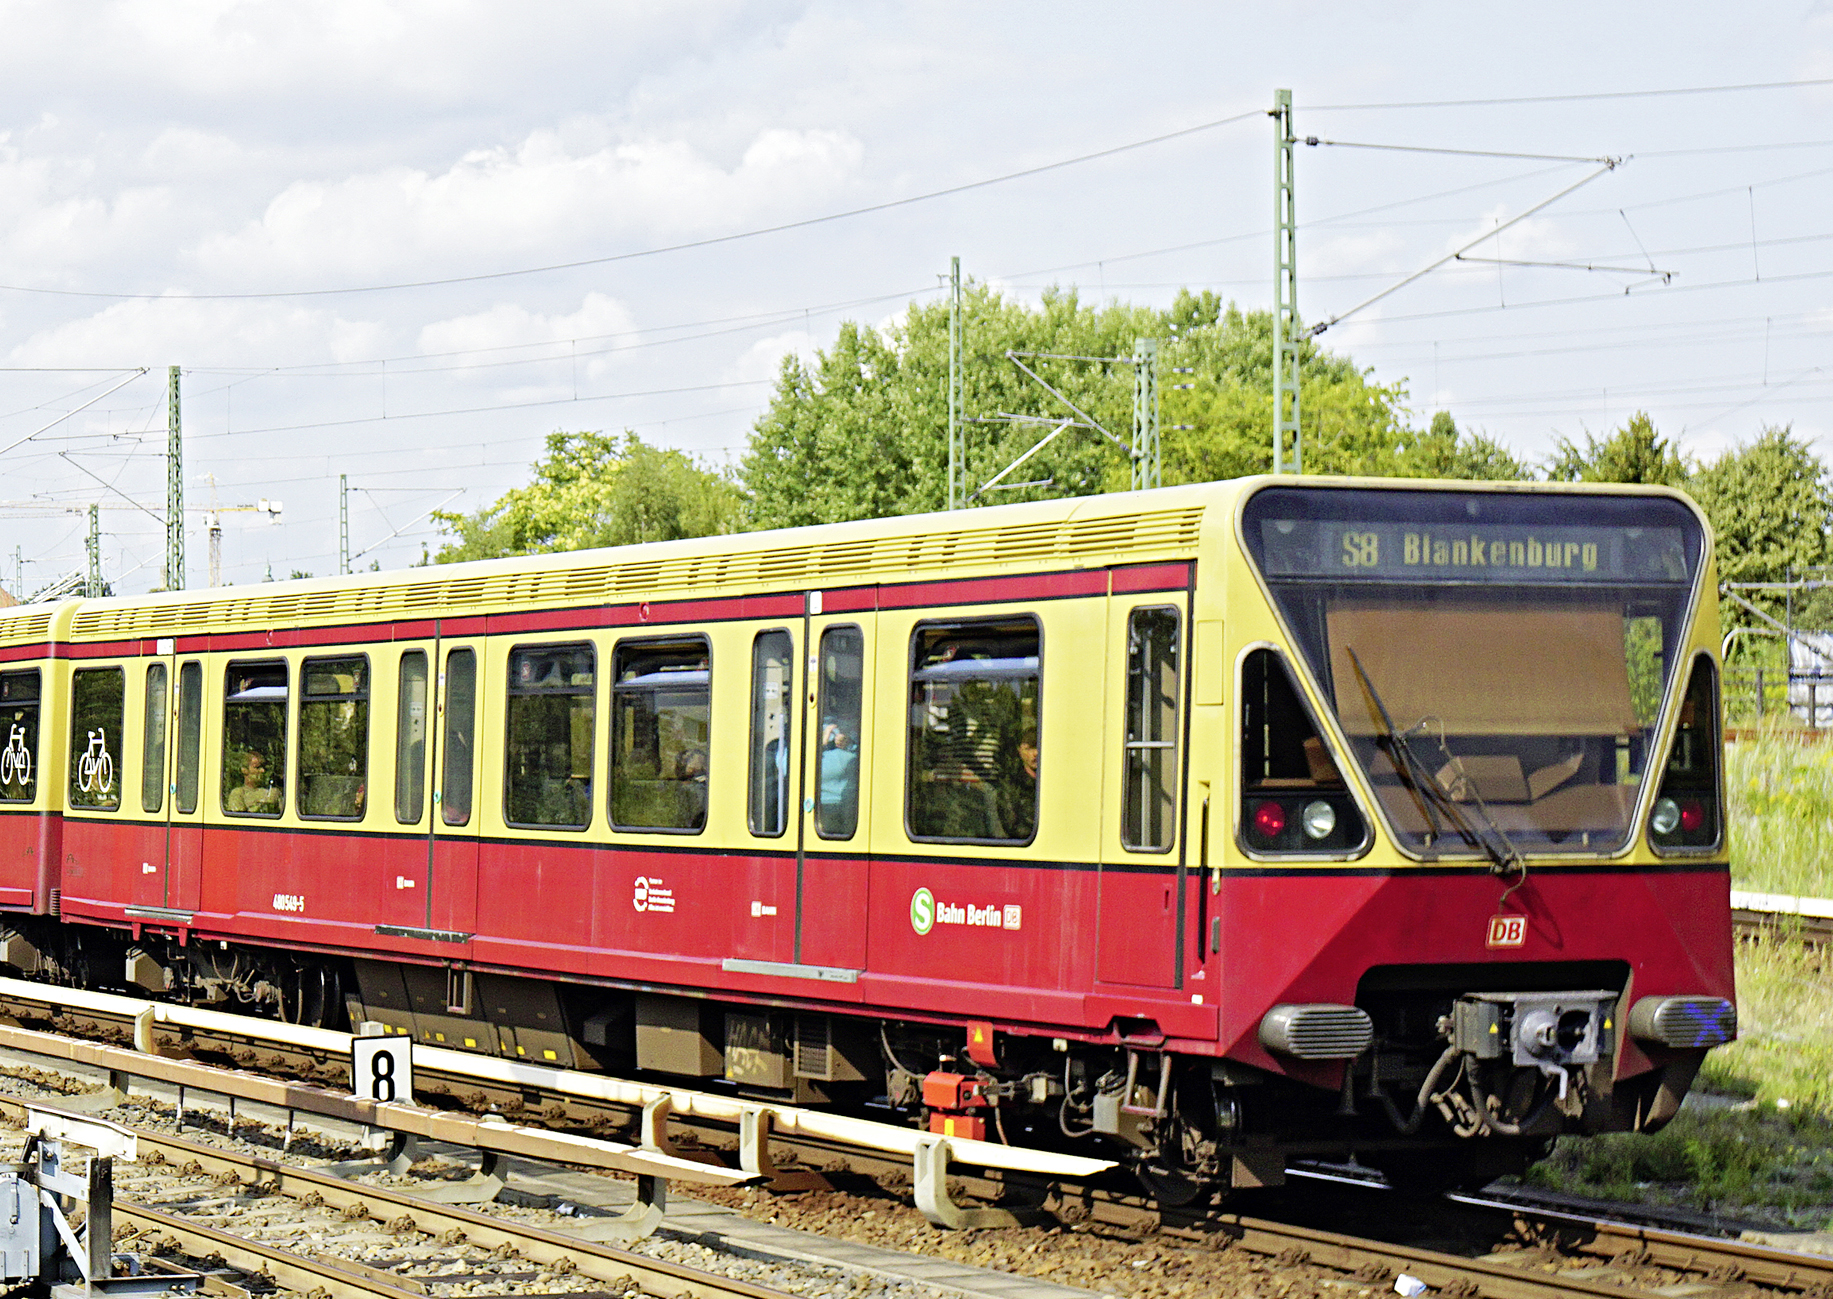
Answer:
[0,724,30,788]
[77,728,113,795]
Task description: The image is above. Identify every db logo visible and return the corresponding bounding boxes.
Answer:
[1486,914,1527,948]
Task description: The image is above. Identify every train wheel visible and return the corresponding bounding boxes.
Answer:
[1135,1156,1210,1208]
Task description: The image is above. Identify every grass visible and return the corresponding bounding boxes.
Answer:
[1726,730,1833,898]
[1524,935,1833,1225]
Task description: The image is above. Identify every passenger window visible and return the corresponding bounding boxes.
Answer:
[1241,648,1364,853]
[69,667,124,811]
[506,643,594,829]
[816,626,864,840]
[747,631,793,837]
[395,651,428,824]
[611,639,710,832]
[176,662,202,814]
[223,661,288,817]
[299,657,369,820]
[142,663,168,814]
[442,648,476,827]
[1123,607,1180,851]
[907,619,1040,844]
[0,670,40,803]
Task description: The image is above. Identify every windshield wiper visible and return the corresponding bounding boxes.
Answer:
[1343,647,1523,877]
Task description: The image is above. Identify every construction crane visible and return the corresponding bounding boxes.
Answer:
[204,474,282,587]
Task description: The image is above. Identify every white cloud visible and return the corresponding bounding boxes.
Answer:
[190,125,865,285]
[6,297,385,368]
[728,329,819,383]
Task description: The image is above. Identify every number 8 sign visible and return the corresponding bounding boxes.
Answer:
[352,1033,413,1103]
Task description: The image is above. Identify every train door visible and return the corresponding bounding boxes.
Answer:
[1095,596,1188,988]
[795,610,872,972]
[427,640,482,939]
[165,656,205,914]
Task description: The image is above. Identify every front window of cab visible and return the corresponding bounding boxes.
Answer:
[1243,486,1704,856]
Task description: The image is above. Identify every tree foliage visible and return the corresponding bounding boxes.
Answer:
[433,431,742,563]
[1690,425,1832,589]
[1547,412,1689,486]
[741,286,1523,529]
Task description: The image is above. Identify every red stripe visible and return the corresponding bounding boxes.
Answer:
[1111,561,1192,595]
[877,568,1109,610]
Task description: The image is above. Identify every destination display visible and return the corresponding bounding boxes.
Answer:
[1254,517,1693,584]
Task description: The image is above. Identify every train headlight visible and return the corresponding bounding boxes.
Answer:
[1301,800,1336,840]
[1650,797,1681,835]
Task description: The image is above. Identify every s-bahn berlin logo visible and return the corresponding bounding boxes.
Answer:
[910,887,1020,936]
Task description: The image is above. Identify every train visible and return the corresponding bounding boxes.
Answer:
[0,475,1736,1199]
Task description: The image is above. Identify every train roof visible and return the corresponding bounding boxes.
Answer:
[0,475,1706,648]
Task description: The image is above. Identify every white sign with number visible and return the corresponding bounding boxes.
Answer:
[352,1034,413,1104]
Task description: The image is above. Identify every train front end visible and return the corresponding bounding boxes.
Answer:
[1209,480,1734,1189]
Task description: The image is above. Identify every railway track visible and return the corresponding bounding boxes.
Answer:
[0,995,1828,1299]
[1732,889,1833,947]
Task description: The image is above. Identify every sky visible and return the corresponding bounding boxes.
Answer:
[1,1,1831,594]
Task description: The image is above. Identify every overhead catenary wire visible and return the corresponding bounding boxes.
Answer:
[1308,77,1833,110]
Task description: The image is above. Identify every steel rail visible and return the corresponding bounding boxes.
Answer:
[25,1106,799,1299]
[40,1098,1817,1299]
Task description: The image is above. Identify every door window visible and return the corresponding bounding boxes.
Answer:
[816,626,864,840]
[395,651,428,824]
[176,662,202,814]
[442,648,477,827]
[747,631,792,837]
[1122,607,1181,851]
[142,663,168,814]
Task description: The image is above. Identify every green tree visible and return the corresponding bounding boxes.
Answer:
[1690,424,1832,596]
[433,431,742,562]
[1547,412,1688,486]
[743,285,1520,527]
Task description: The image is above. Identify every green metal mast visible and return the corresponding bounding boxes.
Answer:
[85,504,102,597]
[948,256,964,509]
[164,366,184,590]
[1131,337,1160,491]
[1272,89,1301,475]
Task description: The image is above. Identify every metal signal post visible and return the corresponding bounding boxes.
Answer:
[1132,337,1160,491]
[948,256,964,510]
[1272,89,1301,475]
[164,366,184,591]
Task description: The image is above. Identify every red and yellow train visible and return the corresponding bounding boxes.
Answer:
[0,476,1735,1196]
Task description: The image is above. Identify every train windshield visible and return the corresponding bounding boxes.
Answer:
[1243,486,1706,856]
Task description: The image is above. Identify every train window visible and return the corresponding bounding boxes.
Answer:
[611,638,709,833]
[299,657,370,820]
[506,643,595,830]
[176,662,202,814]
[69,668,124,812]
[442,648,476,826]
[747,631,792,837]
[1123,607,1181,852]
[1648,655,1722,854]
[222,660,288,818]
[1240,648,1365,854]
[816,625,864,840]
[0,670,39,803]
[142,663,168,814]
[395,651,428,825]
[907,618,1040,844]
